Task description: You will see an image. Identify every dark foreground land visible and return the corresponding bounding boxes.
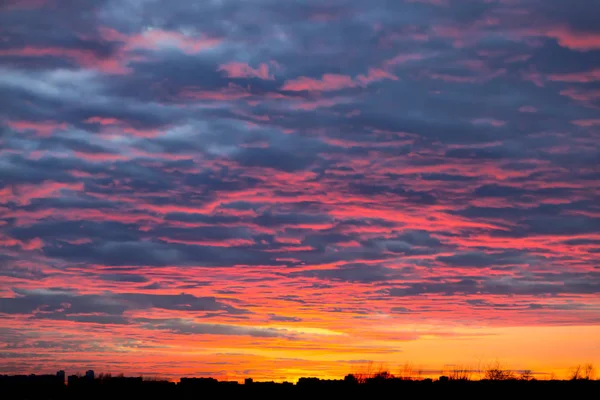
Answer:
[2,375,600,399]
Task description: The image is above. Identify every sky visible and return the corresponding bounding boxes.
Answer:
[1,0,599,382]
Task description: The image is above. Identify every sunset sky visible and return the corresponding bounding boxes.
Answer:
[1,0,599,382]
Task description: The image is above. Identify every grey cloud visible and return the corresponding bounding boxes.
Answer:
[0,266,48,281]
[436,251,533,268]
[0,289,128,317]
[234,147,317,172]
[254,211,333,227]
[0,289,248,323]
[292,263,396,283]
[388,273,600,297]
[99,274,149,283]
[268,314,302,322]
[137,318,290,338]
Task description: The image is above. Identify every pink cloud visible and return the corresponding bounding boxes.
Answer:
[218,62,274,80]
[179,83,252,101]
[431,25,471,48]
[282,68,397,92]
[384,53,425,67]
[472,118,507,127]
[544,27,600,51]
[309,7,351,22]
[427,72,479,83]
[231,109,271,122]
[99,27,222,55]
[6,120,67,136]
[521,68,545,87]
[504,54,532,63]
[7,182,84,206]
[356,68,399,85]
[62,238,93,245]
[84,117,161,138]
[559,88,600,103]
[281,73,357,92]
[158,237,255,247]
[0,46,130,74]
[85,117,122,125]
[548,69,600,83]
[2,27,221,74]
[519,106,538,113]
[289,97,348,111]
[0,236,44,250]
[75,151,123,162]
[571,119,600,127]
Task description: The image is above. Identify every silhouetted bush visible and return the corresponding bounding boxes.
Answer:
[484,361,516,381]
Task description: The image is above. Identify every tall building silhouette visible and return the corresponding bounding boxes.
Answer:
[56,370,65,384]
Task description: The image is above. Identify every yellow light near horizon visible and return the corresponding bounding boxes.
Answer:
[368,324,600,378]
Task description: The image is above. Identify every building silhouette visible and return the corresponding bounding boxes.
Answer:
[56,370,65,384]
[1,370,599,399]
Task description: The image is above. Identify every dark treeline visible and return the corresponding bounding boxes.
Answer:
[1,373,599,399]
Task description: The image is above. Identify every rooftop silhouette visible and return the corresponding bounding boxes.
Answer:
[1,370,598,399]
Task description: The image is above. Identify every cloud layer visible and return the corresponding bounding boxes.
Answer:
[1,0,599,381]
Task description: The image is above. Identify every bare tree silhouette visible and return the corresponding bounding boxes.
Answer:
[519,370,533,381]
[449,365,472,381]
[570,364,595,380]
[484,361,515,381]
